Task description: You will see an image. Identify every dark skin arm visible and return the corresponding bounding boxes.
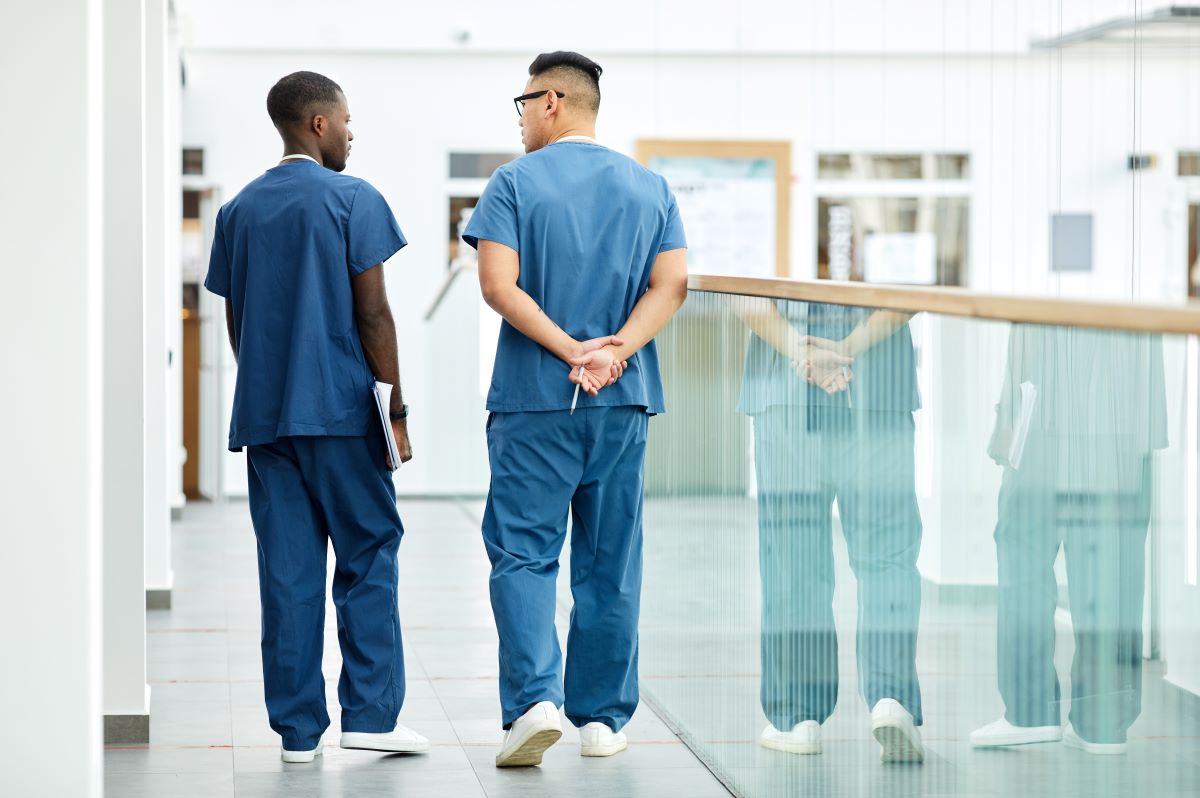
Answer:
[224,299,238,363]
[352,263,413,465]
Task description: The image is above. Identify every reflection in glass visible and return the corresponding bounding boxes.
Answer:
[975,326,1168,750]
[638,292,1198,797]
[736,297,925,761]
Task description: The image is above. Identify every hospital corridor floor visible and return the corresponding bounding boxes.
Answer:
[103,499,732,798]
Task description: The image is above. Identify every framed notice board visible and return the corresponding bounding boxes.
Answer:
[636,139,792,278]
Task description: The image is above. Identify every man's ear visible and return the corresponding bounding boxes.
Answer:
[310,113,326,138]
[544,89,559,118]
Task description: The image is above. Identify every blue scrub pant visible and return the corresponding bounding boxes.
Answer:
[246,434,406,751]
[994,438,1151,744]
[483,406,648,731]
[752,406,924,730]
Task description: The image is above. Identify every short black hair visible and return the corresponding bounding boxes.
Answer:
[266,71,344,129]
[528,51,602,113]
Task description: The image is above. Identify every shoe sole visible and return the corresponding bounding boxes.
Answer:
[581,739,629,757]
[1064,734,1126,756]
[759,737,821,755]
[873,723,924,763]
[281,743,323,763]
[971,730,1062,748]
[496,727,563,767]
[339,734,430,754]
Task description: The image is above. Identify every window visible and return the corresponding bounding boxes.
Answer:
[818,153,969,181]
[448,152,520,179]
[182,148,204,176]
[816,153,970,286]
[1178,151,1200,177]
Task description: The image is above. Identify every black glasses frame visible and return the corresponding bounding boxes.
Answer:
[514,90,565,118]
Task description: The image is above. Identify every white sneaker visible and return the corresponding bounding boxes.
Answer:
[580,722,628,757]
[970,717,1062,748]
[495,701,563,767]
[1063,722,1127,755]
[280,740,323,763]
[340,724,430,754]
[870,699,924,763]
[759,721,821,755]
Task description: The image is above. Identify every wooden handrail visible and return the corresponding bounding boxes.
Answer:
[689,274,1200,336]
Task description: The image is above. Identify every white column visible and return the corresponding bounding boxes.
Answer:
[144,0,174,609]
[166,4,187,517]
[0,1,105,795]
[103,0,151,743]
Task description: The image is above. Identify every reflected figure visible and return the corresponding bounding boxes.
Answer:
[972,326,1167,754]
[737,298,925,763]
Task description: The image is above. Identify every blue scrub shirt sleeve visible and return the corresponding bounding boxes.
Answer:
[461,169,519,252]
[658,182,688,253]
[347,180,406,275]
[203,208,232,298]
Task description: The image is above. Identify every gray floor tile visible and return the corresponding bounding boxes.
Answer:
[104,746,234,775]
[105,771,237,798]
[232,742,472,773]
[231,768,488,798]
[106,500,731,797]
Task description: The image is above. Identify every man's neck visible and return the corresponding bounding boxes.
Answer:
[280,140,323,166]
[548,125,597,145]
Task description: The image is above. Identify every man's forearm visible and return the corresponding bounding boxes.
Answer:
[732,297,808,361]
[840,310,914,356]
[603,283,687,362]
[484,284,580,362]
[356,308,405,412]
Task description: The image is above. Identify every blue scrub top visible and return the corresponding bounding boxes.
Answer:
[462,142,687,414]
[738,300,920,416]
[204,160,406,451]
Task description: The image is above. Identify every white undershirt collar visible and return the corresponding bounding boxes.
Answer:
[279,153,320,165]
[554,135,602,147]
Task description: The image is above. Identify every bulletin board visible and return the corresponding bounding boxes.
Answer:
[636,139,792,278]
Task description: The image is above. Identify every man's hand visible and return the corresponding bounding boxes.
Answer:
[568,336,628,391]
[389,419,413,468]
[792,343,854,395]
[805,335,847,357]
[568,347,623,396]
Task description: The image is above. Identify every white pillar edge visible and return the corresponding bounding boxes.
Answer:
[0,0,106,793]
[103,0,151,731]
[144,0,174,600]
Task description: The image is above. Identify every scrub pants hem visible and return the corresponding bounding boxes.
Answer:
[502,699,563,730]
[281,731,326,752]
[565,712,631,732]
[340,715,401,734]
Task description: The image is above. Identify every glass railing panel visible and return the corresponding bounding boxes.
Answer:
[638,288,1198,798]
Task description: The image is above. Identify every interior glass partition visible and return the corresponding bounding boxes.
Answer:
[637,286,1200,798]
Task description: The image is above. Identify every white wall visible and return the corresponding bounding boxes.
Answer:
[174,0,1148,55]
[182,43,1199,498]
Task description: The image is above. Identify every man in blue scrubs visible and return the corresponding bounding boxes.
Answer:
[462,51,688,767]
[204,71,428,763]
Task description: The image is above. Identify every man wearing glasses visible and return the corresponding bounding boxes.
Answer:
[462,51,688,767]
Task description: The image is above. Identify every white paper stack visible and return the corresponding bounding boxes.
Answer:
[1007,380,1038,471]
[373,381,403,472]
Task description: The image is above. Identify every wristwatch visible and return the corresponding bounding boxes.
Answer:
[389,404,409,422]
